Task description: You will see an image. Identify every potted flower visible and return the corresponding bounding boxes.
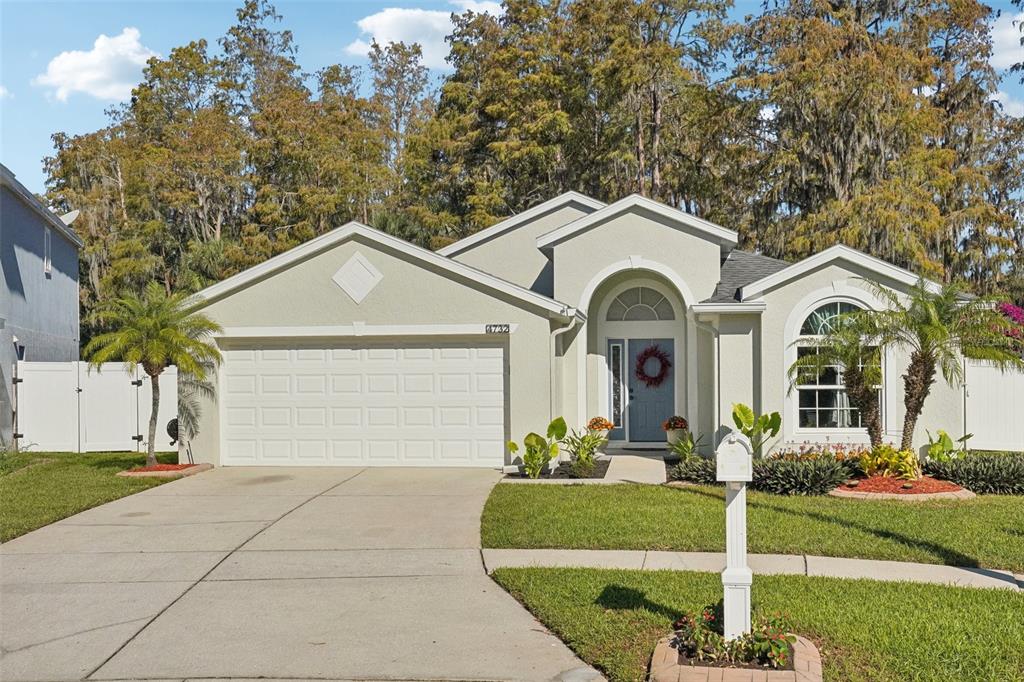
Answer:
[662,416,689,446]
[587,417,614,453]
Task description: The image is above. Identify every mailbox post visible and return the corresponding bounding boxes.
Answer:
[716,429,754,641]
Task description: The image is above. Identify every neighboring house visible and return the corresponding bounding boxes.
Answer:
[0,164,82,448]
[186,192,964,467]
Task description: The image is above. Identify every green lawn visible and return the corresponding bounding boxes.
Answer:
[0,450,177,542]
[493,567,1024,682]
[481,483,1024,571]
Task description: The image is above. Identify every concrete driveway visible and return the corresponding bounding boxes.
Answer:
[0,467,598,682]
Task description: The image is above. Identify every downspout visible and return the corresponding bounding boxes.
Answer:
[694,317,720,450]
[549,307,580,422]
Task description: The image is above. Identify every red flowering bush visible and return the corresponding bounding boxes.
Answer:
[662,415,689,431]
[670,601,795,669]
[999,302,1024,353]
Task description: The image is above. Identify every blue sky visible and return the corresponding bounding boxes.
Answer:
[1,0,1022,195]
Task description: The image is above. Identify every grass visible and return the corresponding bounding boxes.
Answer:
[481,483,1024,571]
[0,450,177,542]
[492,567,1024,682]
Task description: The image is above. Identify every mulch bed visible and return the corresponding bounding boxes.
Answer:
[505,458,610,479]
[842,475,963,494]
[128,463,198,473]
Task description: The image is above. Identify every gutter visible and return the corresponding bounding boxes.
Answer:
[549,307,583,422]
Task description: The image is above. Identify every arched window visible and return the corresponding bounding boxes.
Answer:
[605,286,675,321]
[795,301,879,430]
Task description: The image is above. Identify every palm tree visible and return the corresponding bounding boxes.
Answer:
[858,278,1024,451]
[85,283,222,466]
[787,314,885,446]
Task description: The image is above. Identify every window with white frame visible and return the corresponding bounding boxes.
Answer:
[795,301,880,429]
[605,286,675,321]
[44,228,52,275]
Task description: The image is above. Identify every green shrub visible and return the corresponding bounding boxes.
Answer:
[509,417,567,479]
[672,601,795,669]
[668,457,718,485]
[669,431,705,460]
[860,444,920,479]
[924,453,1024,495]
[751,458,849,496]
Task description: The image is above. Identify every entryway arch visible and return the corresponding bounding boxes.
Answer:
[578,262,696,447]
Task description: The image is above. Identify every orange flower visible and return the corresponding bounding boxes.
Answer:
[587,417,614,432]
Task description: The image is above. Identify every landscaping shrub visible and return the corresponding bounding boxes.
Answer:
[751,458,850,496]
[859,444,920,480]
[668,457,718,485]
[671,601,795,669]
[773,443,866,478]
[924,452,1024,495]
[670,453,850,494]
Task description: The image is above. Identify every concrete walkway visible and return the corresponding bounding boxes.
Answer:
[482,549,1023,591]
[501,454,667,485]
[0,467,600,682]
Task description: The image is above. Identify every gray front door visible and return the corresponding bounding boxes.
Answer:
[627,338,674,442]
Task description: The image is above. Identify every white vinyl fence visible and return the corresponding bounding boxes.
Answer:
[965,360,1024,451]
[15,362,177,453]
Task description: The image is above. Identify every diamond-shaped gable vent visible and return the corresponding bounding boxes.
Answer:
[332,251,383,304]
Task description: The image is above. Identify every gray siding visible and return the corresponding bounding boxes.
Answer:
[1,184,80,447]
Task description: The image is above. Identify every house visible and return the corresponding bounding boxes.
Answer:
[184,192,963,467]
[0,163,83,448]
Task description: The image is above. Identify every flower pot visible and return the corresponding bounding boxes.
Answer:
[666,429,686,446]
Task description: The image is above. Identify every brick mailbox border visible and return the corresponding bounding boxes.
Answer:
[649,634,823,682]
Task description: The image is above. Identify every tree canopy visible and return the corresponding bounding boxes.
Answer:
[44,0,1024,344]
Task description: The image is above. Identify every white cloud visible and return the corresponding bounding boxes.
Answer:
[992,90,1024,117]
[344,1,502,70]
[990,11,1024,70]
[0,85,11,99]
[33,27,157,102]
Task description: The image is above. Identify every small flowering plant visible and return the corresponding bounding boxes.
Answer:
[587,416,615,433]
[662,415,689,431]
[670,601,795,669]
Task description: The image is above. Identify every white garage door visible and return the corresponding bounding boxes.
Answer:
[221,342,507,467]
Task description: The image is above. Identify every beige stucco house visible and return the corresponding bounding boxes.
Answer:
[184,192,964,467]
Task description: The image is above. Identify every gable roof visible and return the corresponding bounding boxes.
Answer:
[701,250,791,304]
[193,221,576,318]
[536,194,738,251]
[739,244,938,301]
[1,163,84,249]
[437,191,605,257]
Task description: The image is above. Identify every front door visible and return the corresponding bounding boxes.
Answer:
[626,338,674,442]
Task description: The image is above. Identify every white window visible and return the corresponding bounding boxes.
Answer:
[44,228,52,275]
[605,286,675,321]
[795,301,880,430]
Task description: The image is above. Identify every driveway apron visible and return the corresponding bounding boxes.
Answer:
[0,467,597,682]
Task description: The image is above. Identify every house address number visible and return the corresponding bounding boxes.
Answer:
[485,324,510,334]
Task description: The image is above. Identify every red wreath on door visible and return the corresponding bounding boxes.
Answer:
[634,344,672,388]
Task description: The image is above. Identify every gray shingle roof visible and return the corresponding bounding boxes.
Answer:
[701,250,791,303]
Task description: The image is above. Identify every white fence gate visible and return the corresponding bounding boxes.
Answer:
[15,362,177,453]
[965,360,1024,451]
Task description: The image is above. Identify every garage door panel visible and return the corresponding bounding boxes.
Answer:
[222,342,506,467]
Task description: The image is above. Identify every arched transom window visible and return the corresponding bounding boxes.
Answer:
[605,286,675,321]
[795,301,880,430]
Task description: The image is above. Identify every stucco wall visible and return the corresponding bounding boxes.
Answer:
[450,203,594,296]
[757,262,964,453]
[188,235,555,465]
[550,207,723,307]
[1,185,80,447]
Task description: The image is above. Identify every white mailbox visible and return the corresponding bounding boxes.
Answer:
[716,430,754,482]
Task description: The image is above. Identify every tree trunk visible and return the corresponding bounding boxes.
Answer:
[900,351,936,452]
[843,366,882,447]
[147,373,161,467]
[650,85,662,200]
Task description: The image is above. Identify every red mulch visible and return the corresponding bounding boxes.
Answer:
[128,463,199,473]
[843,475,962,494]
